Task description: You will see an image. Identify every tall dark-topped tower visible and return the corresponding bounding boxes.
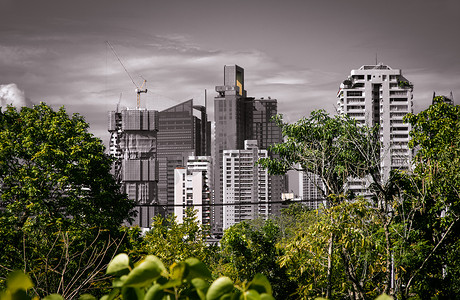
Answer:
[214,65,253,235]
[213,65,285,235]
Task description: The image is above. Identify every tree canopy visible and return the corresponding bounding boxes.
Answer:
[258,110,378,200]
[0,103,135,230]
[0,103,135,297]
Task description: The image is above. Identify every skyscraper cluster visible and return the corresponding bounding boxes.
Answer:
[109,63,420,234]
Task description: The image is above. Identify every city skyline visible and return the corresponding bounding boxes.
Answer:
[1,0,460,146]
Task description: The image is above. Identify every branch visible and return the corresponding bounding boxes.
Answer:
[405,216,459,294]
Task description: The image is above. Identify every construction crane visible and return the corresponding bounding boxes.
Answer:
[106,41,147,109]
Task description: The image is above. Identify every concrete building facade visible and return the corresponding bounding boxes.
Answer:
[213,65,286,235]
[337,64,414,189]
[173,156,212,226]
[214,65,252,234]
[299,172,326,210]
[222,140,269,230]
[157,99,211,217]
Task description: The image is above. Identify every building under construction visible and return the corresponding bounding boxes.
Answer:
[108,108,159,228]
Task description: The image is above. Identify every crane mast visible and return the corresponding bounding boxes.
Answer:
[136,80,147,108]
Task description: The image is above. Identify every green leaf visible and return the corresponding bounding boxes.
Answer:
[107,253,131,276]
[144,283,164,300]
[206,277,234,300]
[112,276,127,288]
[42,294,64,300]
[248,274,272,295]
[375,294,393,300]
[123,256,166,287]
[121,287,144,300]
[9,290,31,300]
[240,290,260,300]
[259,293,275,300]
[158,279,181,290]
[185,258,212,280]
[191,278,208,300]
[170,261,187,281]
[104,288,121,300]
[6,271,34,293]
[78,294,96,300]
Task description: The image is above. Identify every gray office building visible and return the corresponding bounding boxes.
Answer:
[157,99,211,217]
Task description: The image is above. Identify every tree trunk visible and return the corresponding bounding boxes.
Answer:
[326,232,334,299]
[384,220,392,296]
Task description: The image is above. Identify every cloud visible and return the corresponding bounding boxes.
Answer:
[0,83,34,108]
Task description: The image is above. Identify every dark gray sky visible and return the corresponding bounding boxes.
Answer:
[1,0,459,145]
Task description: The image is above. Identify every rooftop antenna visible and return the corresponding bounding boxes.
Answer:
[106,41,147,109]
[375,53,378,65]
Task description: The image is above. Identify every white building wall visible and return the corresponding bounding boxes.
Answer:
[300,172,327,210]
[174,168,187,223]
[337,64,413,188]
[223,140,269,230]
[174,157,212,225]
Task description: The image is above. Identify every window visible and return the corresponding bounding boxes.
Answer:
[347,91,363,96]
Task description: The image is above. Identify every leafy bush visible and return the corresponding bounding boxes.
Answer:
[0,254,275,300]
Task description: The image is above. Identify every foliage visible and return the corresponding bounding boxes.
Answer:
[0,103,135,229]
[0,254,275,300]
[258,110,377,200]
[392,99,460,298]
[257,110,381,298]
[278,199,388,299]
[276,203,312,240]
[397,81,413,89]
[141,209,218,269]
[219,218,296,299]
[0,103,135,297]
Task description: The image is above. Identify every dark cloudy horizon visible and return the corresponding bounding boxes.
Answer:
[1,0,459,146]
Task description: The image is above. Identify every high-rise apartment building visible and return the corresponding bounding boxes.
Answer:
[174,156,212,226]
[252,98,284,215]
[337,64,414,187]
[157,99,211,217]
[108,108,159,228]
[299,172,326,210]
[222,140,269,230]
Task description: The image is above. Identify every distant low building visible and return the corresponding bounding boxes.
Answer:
[432,91,454,105]
[174,156,212,226]
[299,172,326,210]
